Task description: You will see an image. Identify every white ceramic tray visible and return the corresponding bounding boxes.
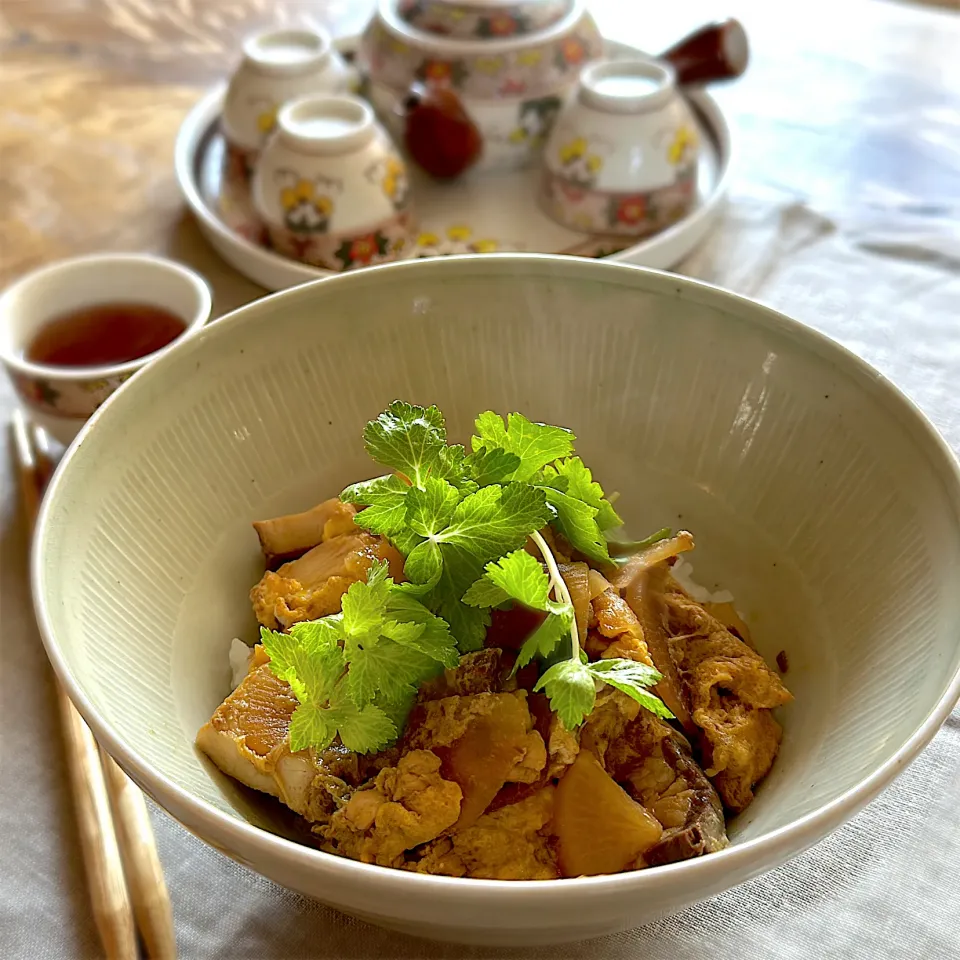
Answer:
[174,38,733,291]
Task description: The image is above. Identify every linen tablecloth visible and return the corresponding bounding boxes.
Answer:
[2,1,959,956]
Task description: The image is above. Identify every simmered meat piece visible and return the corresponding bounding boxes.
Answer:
[321,751,462,866]
[196,655,349,822]
[417,649,504,701]
[406,692,547,828]
[554,750,662,877]
[250,531,404,630]
[605,710,728,865]
[661,578,793,812]
[250,571,355,632]
[252,498,358,567]
[415,787,558,880]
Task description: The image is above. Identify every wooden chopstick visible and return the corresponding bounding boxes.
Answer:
[11,410,138,960]
[26,422,178,960]
[98,746,177,960]
[16,415,181,959]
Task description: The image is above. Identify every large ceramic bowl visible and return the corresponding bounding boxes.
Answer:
[33,256,960,945]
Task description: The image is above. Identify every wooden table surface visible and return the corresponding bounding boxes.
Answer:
[3,2,960,958]
[2,0,959,314]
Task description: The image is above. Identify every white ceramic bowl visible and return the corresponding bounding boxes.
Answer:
[33,256,960,945]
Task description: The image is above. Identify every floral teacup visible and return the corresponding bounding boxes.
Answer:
[540,57,701,236]
[252,95,416,271]
[0,254,211,444]
[221,28,356,194]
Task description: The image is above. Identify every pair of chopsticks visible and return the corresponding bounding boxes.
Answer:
[11,410,176,960]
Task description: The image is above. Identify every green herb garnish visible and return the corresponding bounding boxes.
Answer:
[261,559,456,754]
[264,401,671,754]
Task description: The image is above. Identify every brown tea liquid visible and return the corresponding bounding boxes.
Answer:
[26,302,187,368]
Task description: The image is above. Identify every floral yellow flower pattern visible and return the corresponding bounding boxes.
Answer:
[280,180,334,233]
[381,156,408,206]
[516,48,543,67]
[256,106,278,135]
[475,55,506,75]
[446,224,472,243]
[668,125,698,166]
[558,137,603,174]
[280,180,332,214]
[470,238,500,253]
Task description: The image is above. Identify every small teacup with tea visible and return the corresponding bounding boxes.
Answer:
[0,253,212,444]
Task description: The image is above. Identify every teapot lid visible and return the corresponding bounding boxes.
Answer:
[395,0,573,40]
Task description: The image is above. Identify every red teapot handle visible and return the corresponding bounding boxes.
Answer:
[659,18,750,86]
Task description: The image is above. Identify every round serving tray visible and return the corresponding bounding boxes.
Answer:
[174,37,733,291]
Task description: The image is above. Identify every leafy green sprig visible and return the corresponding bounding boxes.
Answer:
[260,559,457,753]
[262,401,671,754]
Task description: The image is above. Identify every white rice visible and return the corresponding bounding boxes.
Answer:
[671,556,735,605]
[229,638,254,689]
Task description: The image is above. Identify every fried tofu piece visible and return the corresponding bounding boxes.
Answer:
[662,578,793,812]
[321,750,462,867]
[196,657,349,822]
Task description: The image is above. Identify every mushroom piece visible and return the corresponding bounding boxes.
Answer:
[252,497,358,567]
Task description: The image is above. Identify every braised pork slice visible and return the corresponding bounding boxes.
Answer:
[196,651,350,822]
[417,649,504,701]
[661,577,793,812]
[606,710,728,865]
[320,750,462,867]
[252,497,358,567]
[250,531,404,630]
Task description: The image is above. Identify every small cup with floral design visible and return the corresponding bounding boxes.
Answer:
[540,57,701,237]
[252,94,417,271]
[0,254,212,445]
[221,27,357,205]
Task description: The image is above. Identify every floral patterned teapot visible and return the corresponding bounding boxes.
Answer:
[359,0,604,175]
